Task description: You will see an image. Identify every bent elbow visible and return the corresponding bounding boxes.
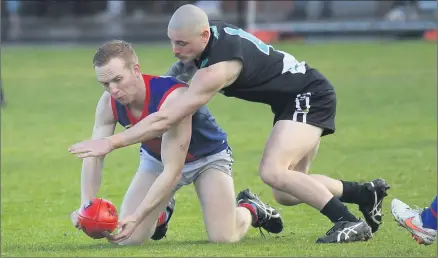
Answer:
[150,120,172,137]
[155,112,174,133]
[162,122,173,133]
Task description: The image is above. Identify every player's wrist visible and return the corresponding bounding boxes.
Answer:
[131,211,143,224]
[105,135,124,150]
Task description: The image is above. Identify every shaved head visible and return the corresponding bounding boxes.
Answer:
[167,4,212,63]
[168,4,210,34]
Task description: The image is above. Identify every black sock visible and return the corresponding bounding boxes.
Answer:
[320,197,359,223]
[339,180,370,205]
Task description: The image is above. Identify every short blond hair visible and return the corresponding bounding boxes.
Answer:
[93,40,139,67]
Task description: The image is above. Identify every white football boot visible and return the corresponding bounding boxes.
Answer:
[391,198,436,245]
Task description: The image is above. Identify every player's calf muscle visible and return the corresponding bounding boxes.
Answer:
[272,189,301,206]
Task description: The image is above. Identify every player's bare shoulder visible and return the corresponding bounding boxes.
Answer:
[95,92,116,125]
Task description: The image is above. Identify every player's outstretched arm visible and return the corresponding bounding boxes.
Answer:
[80,92,116,205]
[71,92,116,228]
[106,88,192,243]
[68,60,242,158]
[107,60,242,149]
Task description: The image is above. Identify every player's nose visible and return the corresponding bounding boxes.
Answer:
[172,46,181,56]
[108,84,119,95]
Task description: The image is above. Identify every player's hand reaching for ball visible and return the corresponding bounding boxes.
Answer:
[68,138,114,158]
[70,208,104,239]
[103,215,139,244]
[70,209,81,229]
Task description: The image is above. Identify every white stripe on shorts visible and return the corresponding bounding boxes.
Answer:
[292,92,311,123]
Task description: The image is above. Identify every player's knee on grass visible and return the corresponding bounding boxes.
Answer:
[207,231,240,244]
[118,172,172,246]
[114,218,156,246]
[115,217,158,246]
[194,165,242,244]
[118,236,149,246]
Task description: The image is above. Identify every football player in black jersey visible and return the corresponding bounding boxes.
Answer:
[69,4,390,244]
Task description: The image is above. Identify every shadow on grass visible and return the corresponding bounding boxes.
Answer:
[2,239,213,255]
[2,232,295,256]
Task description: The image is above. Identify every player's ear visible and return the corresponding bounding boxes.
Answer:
[133,64,141,76]
[200,28,210,42]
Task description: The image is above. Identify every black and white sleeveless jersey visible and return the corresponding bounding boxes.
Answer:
[193,21,333,106]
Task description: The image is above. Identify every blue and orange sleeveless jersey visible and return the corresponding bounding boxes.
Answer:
[111,74,228,163]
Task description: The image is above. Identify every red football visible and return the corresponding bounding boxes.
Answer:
[78,198,118,239]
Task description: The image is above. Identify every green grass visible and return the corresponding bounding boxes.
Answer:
[1,40,436,257]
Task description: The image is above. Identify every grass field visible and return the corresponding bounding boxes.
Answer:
[1,40,436,257]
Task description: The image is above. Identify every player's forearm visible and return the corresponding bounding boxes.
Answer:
[132,168,181,222]
[80,157,104,205]
[108,91,203,150]
[108,113,169,149]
